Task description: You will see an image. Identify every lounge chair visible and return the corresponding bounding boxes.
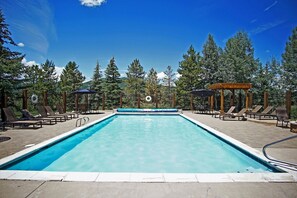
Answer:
[222,108,247,121]
[3,107,42,129]
[56,105,78,118]
[246,105,262,118]
[37,106,66,122]
[275,107,290,127]
[21,109,57,125]
[45,106,73,120]
[256,106,274,120]
[218,106,236,119]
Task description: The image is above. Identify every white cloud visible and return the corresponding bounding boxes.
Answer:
[175,72,182,79]
[21,58,39,67]
[80,0,106,7]
[55,66,64,77]
[264,1,278,12]
[17,42,25,47]
[157,72,166,80]
[249,20,285,35]
[4,0,56,54]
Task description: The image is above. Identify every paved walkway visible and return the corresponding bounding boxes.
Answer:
[0,111,296,198]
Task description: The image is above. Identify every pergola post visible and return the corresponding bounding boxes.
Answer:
[286,91,291,118]
[248,92,253,109]
[220,89,224,112]
[22,89,28,110]
[264,91,268,109]
[231,89,235,106]
[244,89,249,111]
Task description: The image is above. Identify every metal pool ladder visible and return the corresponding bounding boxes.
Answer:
[76,117,90,127]
[262,134,297,171]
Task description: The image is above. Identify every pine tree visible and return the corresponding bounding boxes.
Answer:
[282,27,297,103]
[0,10,24,103]
[90,60,103,108]
[218,31,259,83]
[60,61,85,109]
[104,57,122,109]
[201,34,220,87]
[24,60,59,106]
[176,45,202,109]
[124,59,145,107]
[145,68,159,105]
[162,65,175,107]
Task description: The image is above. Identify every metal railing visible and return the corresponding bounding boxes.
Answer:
[262,134,297,171]
[75,117,90,127]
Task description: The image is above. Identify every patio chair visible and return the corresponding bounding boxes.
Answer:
[37,106,66,122]
[246,105,262,118]
[44,106,72,120]
[218,106,236,119]
[21,109,57,125]
[56,105,78,118]
[275,107,290,127]
[222,108,247,121]
[2,107,42,129]
[255,106,274,120]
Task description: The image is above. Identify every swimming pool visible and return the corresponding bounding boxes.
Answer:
[0,114,280,174]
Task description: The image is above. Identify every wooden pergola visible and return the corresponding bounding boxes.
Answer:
[208,83,252,112]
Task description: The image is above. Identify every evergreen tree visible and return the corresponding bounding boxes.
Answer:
[60,61,85,109]
[145,68,159,104]
[253,58,283,106]
[176,45,202,109]
[90,60,103,108]
[218,31,259,83]
[24,60,58,106]
[162,65,175,107]
[282,27,297,103]
[104,57,122,109]
[0,10,24,107]
[41,60,59,106]
[124,59,145,107]
[201,34,220,87]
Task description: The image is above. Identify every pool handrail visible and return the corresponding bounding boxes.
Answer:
[262,134,297,171]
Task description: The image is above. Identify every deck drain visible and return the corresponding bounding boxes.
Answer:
[0,136,11,143]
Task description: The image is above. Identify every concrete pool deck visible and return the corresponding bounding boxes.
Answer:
[0,111,296,197]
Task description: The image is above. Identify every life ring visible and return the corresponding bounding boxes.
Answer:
[145,96,152,102]
[31,94,38,104]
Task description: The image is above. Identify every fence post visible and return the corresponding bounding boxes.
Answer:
[286,91,291,118]
[63,92,67,113]
[43,91,48,106]
[22,89,28,110]
[102,93,105,110]
[264,91,268,109]
[120,93,122,108]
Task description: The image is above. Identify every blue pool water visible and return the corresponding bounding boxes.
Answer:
[117,108,178,112]
[2,115,279,173]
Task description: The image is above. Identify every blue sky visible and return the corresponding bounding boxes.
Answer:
[1,0,297,81]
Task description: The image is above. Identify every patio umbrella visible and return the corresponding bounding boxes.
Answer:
[190,89,214,97]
